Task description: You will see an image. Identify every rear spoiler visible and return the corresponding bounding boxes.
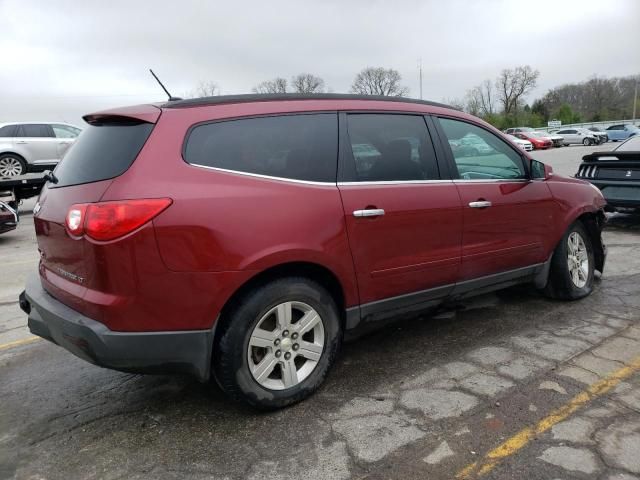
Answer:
[83,104,161,126]
[581,151,640,166]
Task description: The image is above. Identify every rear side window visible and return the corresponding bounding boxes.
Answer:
[184,114,337,182]
[16,124,54,138]
[52,122,154,187]
[345,114,438,181]
[0,125,17,137]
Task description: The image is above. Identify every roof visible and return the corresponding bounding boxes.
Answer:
[161,93,456,110]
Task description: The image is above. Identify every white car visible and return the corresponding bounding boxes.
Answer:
[0,122,82,177]
[507,134,533,151]
[553,127,598,146]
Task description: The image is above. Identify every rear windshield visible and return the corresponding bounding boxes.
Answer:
[51,122,154,187]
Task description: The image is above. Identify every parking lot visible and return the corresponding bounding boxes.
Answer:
[1,144,639,480]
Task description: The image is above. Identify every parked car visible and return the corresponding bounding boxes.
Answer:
[536,130,564,148]
[554,128,598,146]
[20,94,607,410]
[605,124,640,142]
[504,127,534,135]
[0,122,82,177]
[513,131,553,149]
[587,127,608,144]
[575,135,640,212]
[0,201,18,234]
[507,134,533,151]
[458,134,495,155]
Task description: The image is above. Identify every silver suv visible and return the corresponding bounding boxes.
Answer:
[0,122,81,177]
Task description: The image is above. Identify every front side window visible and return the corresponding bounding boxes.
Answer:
[438,117,526,180]
[17,124,53,138]
[184,114,337,183]
[345,114,438,181]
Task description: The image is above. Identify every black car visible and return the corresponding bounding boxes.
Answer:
[576,135,640,212]
[0,201,18,234]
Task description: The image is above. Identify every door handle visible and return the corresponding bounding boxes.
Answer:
[353,208,385,217]
[469,200,492,208]
[15,141,28,144]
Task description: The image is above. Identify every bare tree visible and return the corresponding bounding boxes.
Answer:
[443,97,466,111]
[290,73,325,93]
[188,80,220,98]
[252,78,288,94]
[351,67,409,96]
[465,79,495,116]
[495,65,539,115]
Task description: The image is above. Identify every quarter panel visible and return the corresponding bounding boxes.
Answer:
[101,110,360,308]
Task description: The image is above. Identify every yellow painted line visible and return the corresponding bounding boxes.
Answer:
[0,336,41,351]
[456,355,640,479]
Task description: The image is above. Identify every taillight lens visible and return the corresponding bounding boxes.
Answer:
[66,198,172,241]
[66,204,87,236]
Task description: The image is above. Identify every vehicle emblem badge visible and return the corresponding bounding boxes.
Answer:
[626,170,632,177]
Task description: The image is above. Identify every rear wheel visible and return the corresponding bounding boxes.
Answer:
[543,222,595,300]
[214,277,342,410]
[0,154,26,177]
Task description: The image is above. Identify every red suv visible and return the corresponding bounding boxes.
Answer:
[20,94,607,409]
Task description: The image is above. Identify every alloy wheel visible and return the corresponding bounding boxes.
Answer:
[567,231,589,288]
[0,156,24,177]
[247,301,325,390]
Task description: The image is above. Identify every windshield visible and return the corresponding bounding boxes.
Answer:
[615,135,640,151]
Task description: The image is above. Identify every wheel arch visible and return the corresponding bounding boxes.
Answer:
[574,210,606,274]
[536,208,606,290]
[0,150,27,161]
[213,261,349,352]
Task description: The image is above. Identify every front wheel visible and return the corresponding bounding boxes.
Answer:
[214,277,342,410]
[543,222,595,300]
[582,138,591,146]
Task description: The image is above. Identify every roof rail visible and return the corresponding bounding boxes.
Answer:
[161,93,456,110]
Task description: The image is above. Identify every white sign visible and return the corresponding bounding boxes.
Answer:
[548,120,561,128]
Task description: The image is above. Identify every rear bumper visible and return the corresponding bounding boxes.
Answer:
[21,270,214,381]
[589,180,640,208]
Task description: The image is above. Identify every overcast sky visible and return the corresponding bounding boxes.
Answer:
[1,0,639,126]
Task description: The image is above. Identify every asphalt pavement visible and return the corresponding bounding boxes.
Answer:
[1,143,639,480]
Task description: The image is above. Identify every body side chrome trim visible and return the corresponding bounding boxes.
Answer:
[338,179,454,186]
[187,163,337,186]
[453,179,530,184]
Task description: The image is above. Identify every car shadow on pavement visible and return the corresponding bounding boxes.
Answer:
[606,211,640,230]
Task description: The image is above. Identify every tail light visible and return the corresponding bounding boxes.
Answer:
[65,198,172,241]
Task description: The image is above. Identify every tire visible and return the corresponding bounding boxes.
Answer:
[582,138,591,146]
[214,277,342,410]
[543,222,595,300]
[0,154,26,177]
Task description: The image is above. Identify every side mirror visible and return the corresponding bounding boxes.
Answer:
[531,159,552,180]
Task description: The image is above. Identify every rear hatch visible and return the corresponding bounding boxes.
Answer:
[576,150,640,206]
[34,106,159,316]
